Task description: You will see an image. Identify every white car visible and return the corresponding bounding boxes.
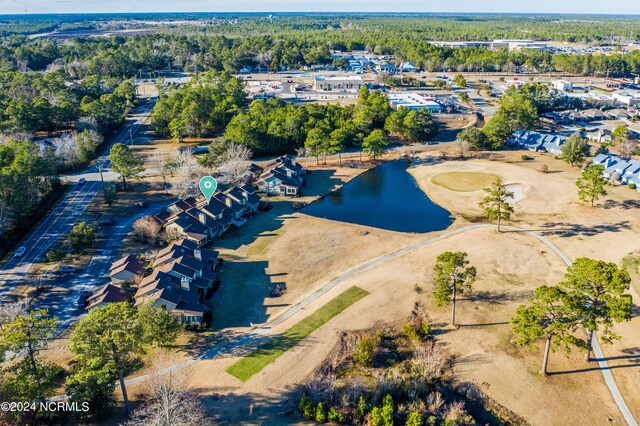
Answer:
[14,246,26,257]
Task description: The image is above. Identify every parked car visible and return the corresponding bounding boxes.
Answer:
[99,219,116,226]
[14,246,27,257]
[76,290,91,308]
[134,201,148,208]
[77,178,86,185]
[60,266,77,273]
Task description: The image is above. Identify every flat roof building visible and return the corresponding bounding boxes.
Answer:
[314,76,364,91]
[429,39,547,52]
[388,93,443,113]
[552,80,574,92]
[612,90,640,106]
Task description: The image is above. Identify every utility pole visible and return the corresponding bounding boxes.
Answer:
[98,161,106,195]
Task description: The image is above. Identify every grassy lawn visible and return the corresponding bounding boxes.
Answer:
[226,286,369,382]
[622,254,640,294]
[431,171,499,192]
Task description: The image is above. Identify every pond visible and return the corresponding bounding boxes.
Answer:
[302,160,454,233]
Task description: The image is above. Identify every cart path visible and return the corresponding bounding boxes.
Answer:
[125,223,637,425]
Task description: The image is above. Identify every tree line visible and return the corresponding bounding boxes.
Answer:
[0,70,135,136]
[221,86,437,157]
[3,19,640,77]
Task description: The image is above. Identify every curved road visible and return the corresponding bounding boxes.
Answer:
[124,223,637,425]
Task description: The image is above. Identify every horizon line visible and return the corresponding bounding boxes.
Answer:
[2,11,640,17]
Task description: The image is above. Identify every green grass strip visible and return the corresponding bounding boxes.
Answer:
[226,286,369,381]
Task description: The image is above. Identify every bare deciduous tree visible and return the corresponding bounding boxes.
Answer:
[454,139,471,158]
[0,301,27,325]
[219,142,252,183]
[410,342,447,381]
[76,116,100,133]
[174,152,200,198]
[619,140,637,160]
[133,216,162,242]
[125,354,209,426]
[148,152,179,194]
[52,132,79,165]
[296,146,310,168]
[164,226,183,243]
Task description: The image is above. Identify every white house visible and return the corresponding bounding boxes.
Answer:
[552,80,573,92]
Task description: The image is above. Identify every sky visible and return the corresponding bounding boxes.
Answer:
[1,0,639,15]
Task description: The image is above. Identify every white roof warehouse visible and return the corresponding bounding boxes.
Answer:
[388,93,443,113]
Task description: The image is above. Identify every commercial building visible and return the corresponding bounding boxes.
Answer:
[612,90,640,106]
[387,93,443,113]
[430,39,548,52]
[552,80,574,92]
[314,76,364,91]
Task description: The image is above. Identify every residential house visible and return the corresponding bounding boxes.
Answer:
[134,239,220,325]
[605,109,630,120]
[226,185,261,213]
[376,62,398,74]
[164,213,210,247]
[86,283,128,310]
[592,153,640,190]
[399,62,418,73]
[256,154,306,196]
[156,181,261,244]
[581,108,606,121]
[248,163,265,179]
[109,254,145,284]
[213,192,246,220]
[508,130,567,155]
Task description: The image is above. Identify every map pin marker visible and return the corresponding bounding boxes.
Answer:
[199,176,217,202]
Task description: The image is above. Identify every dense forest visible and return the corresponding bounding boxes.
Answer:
[1,14,640,77]
[2,13,640,43]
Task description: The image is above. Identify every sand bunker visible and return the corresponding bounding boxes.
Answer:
[505,183,527,205]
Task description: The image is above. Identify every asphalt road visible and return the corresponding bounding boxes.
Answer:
[0,101,155,315]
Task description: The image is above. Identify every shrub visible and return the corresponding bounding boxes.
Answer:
[315,402,327,423]
[520,154,533,161]
[380,394,394,426]
[328,406,345,424]
[406,411,424,426]
[370,406,384,426]
[421,322,432,337]
[402,323,420,342]
[629,183,637,190]
[353,336,375,367]
[539,164,549,173]
[299,395,314,420]
[355,396,370,419]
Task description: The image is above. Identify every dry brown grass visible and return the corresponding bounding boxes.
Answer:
[431,171,499,192]
[178,151,640,425]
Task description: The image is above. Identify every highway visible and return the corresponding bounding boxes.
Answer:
[0,101,155,317]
